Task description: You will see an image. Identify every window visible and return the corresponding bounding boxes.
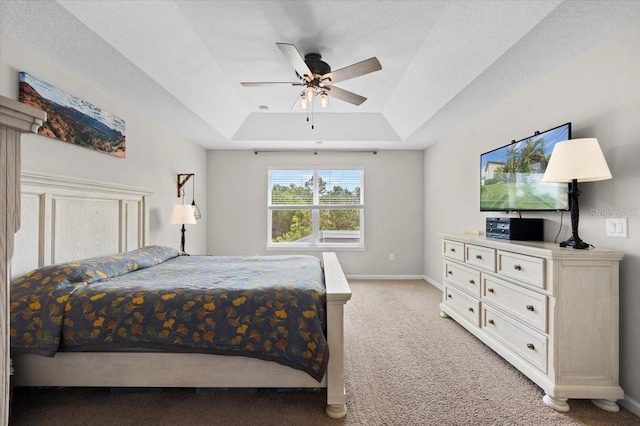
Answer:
[268,168,364,249]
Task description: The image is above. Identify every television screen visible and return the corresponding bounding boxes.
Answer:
[480,123,571,211]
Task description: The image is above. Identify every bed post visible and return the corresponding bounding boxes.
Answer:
[322,252,351,419]
[0,95,46,426]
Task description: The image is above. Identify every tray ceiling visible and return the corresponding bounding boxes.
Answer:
[1,1,639,150]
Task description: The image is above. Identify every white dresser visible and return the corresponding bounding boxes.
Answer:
[439,233,624,412]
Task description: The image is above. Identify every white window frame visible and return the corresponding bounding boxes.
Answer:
[267,167,365,250]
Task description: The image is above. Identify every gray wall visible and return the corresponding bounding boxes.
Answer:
[0,34,208,255]
[207,150,424,276]
[424,20,640,410]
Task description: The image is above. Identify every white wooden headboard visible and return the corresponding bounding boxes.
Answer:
[12,171,153,279]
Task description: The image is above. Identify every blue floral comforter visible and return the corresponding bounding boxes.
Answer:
[10,246,328,381]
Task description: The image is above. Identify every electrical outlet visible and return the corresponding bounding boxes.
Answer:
[606,218,628,238]
[389,253,395,261]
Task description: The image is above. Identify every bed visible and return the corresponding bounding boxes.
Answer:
[9,171,351,418]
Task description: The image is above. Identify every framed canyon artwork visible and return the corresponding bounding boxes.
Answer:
[19,71,126,158]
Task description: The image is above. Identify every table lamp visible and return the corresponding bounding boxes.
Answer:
[170,204,197,253]
[542,138,612,249]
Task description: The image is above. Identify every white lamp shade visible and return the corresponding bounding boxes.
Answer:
[542,138,612,183]
[170,204,197,225]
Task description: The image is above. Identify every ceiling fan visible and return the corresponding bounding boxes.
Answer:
[241,43,382,109]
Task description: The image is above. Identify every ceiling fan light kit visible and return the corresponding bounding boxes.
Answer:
[241,42,381,129]
[320,91,329,108]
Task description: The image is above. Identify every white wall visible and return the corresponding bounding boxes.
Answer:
[0,34,208,255]
[424,19,640,411]
[207,150,424,276]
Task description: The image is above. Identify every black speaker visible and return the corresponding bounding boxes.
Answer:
[486,217,543,241]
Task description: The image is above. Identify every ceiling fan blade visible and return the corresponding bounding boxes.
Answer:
[325,86,367,106]
[276,42,313,81]
[322,57,381,85]
[241,82,302,87]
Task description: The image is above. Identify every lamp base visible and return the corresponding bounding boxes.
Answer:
[559,237,589,250]
[561,179,590,250]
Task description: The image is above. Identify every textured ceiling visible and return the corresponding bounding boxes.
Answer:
[1,1,639,151]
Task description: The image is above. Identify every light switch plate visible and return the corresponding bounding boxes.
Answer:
[606,218,628,238]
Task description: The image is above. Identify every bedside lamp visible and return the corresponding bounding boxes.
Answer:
[170,204,196,253]
[542,138,612,249]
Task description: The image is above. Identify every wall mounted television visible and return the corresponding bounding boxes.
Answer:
[480,122,571,212]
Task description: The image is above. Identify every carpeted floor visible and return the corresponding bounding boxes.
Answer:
[9,280,640,425]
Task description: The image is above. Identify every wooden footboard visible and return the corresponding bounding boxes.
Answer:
[322,252,352,418]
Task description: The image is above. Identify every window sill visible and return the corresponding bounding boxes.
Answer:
[266,245,366,252]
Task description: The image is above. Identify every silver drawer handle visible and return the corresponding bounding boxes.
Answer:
[488,319,495,325]
[468,307,474,313]
[527,343,535,350]
[526,305,534,312]
[475,254,482,260]
[514,264,522,271]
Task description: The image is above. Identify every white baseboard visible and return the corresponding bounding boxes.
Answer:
[424,275,442,290]
[621,394,640,418]
[346,275,427,281]
[345,275,444,291]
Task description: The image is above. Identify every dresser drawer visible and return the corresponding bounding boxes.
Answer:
[465,244,496,272]
[482,274,547,333]
[444,261,481,297]
[443,240,464,261]
[444,285,480,326]
[497,250,545,289]
[482,305,548,373]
